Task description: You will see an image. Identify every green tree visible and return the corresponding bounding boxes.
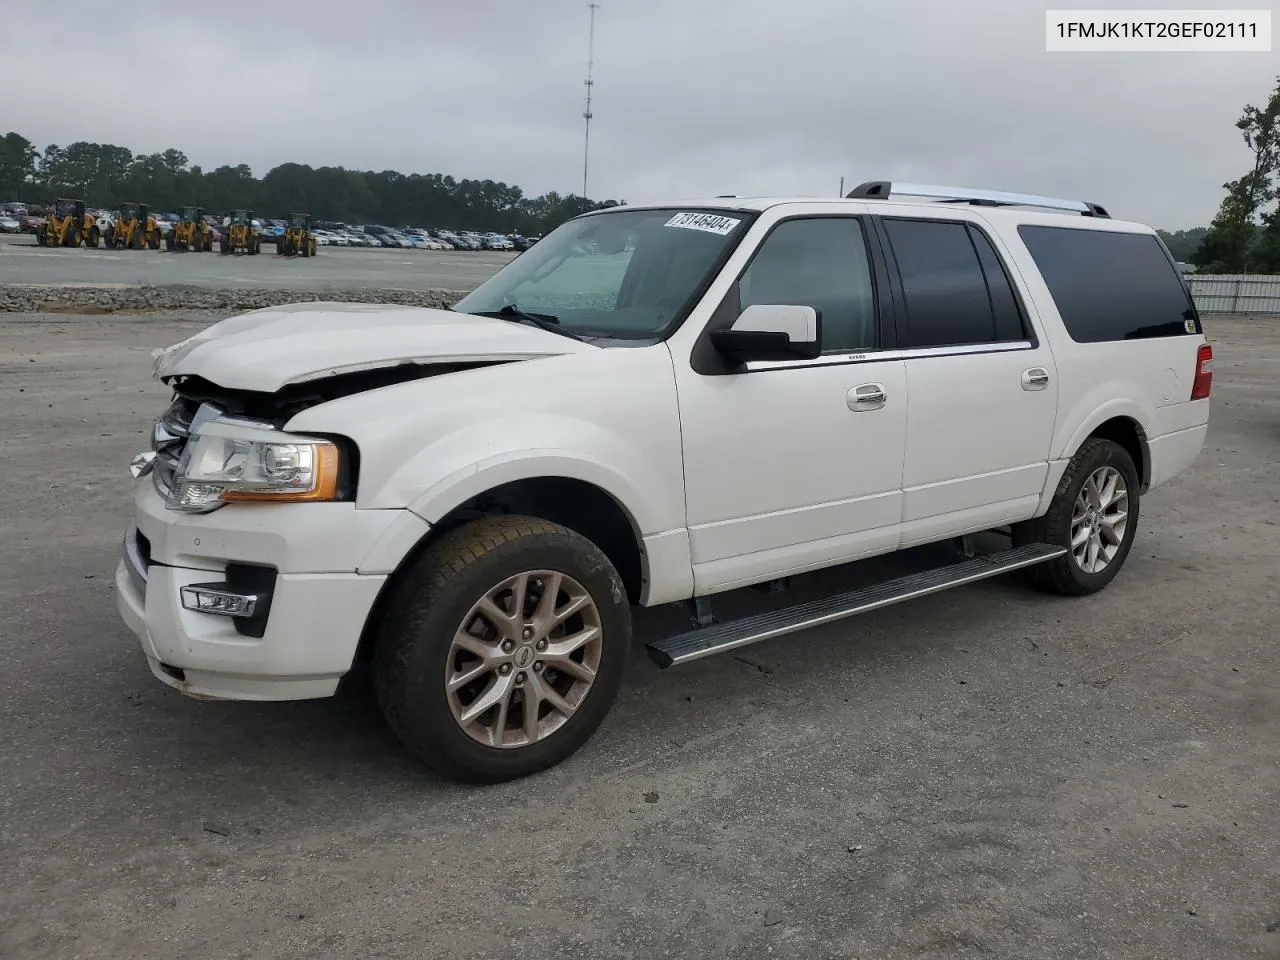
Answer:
[0,132,39,199]
[11,128,622,235]
[1194,75,1280,272]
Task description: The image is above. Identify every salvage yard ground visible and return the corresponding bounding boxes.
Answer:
[0,232,517,291]
[0,310,1277,959]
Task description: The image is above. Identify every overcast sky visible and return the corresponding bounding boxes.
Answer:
[4,0,1275,228]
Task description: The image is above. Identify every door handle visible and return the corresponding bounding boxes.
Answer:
[1021,367,1050,391]
[847,383,887,411]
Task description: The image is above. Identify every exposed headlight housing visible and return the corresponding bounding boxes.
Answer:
[167,416,342,513]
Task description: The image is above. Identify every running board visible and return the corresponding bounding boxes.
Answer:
[646,543,1066,668]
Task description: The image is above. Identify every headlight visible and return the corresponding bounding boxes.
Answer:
[167,417,342,513]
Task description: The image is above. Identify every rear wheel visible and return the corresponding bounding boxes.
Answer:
[1013,437,1140,596]
[85,226,100,248]
[374,515,630,783]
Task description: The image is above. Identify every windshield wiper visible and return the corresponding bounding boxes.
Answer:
[472,304,580,339]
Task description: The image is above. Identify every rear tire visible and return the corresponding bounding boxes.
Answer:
[85,227,99,248]
[1013,437,1140,596]
[373,515,631,784]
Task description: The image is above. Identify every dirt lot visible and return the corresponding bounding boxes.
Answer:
[1,311,1277,959]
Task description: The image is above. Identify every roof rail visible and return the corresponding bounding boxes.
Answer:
[846,180,1110,218]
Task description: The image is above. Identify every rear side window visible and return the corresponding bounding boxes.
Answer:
[1017,225,1200,342]
[882,219,1028,349]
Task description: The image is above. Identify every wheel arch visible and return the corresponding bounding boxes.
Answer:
[1084,416,1150,492]
[350,475,649,668]
[1057,399,1153,493]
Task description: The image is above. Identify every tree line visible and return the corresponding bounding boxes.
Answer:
[0,133,621,235]
[6,104,1280,269]
[1192,74,1280,273]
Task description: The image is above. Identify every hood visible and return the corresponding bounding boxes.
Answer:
[152,301,596,393]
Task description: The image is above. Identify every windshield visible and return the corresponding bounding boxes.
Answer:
[451,207,751,338]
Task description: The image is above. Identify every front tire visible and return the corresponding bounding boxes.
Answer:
[374,515,631,784]
[1013,437,1140,596]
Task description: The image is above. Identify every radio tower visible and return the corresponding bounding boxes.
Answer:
[581,2,599,200]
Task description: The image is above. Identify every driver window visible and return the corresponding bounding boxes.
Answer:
[737,217,876,353]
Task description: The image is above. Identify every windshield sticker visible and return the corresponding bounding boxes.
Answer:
[664,212,741,235]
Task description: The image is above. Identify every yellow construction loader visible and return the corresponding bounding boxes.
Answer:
[105,202,162,250]
[36,198,101,248]
[277,212,318,257]
[219,209,262,255]
[166,205,213,252]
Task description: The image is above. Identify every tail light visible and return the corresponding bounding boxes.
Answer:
[1190,343,1213,400]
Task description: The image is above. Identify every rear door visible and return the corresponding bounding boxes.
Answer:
[873,214,1059,545]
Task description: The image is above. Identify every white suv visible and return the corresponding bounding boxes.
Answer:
[116,181,1212,782]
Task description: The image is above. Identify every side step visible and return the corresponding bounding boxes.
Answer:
[646,543,1066,668]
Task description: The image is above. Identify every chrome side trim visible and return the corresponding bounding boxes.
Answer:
[741,340,1034,372]
[896,341,1033,360]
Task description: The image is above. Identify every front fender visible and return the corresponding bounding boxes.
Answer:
[392,414,682,536]
[283,347,688,539]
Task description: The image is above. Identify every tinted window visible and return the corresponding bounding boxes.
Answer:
[970,227,1028,342]
[1017,225,1199,342]
[883,219,1002,348]
[737,217,876,353]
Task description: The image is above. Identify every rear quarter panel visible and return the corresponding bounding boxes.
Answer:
[983,211,1209,471]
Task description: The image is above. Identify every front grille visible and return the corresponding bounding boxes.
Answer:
[151,396,198,497]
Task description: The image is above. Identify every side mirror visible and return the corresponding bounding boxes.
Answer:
[710,304,821,363]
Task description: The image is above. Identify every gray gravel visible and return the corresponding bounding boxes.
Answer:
[0,283,466,314]
[1,310,1278,959]
[0,234,514,292]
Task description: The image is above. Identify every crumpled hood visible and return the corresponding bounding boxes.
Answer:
[152,301,596,392]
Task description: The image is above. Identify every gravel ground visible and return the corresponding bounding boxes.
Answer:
[0,235,515,293]
[1,310,1277,959]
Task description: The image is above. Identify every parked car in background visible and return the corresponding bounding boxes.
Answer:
[0,213,20,233]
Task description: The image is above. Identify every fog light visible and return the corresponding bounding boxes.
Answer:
[180,584,259,618]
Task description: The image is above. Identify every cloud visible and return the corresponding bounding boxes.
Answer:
[3,0,1274,227]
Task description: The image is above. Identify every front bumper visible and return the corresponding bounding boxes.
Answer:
[114,480,430,701]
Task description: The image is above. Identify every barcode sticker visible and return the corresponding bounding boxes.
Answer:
[664,212,742,235]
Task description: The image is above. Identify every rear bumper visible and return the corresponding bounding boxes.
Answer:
[1147,422,1209,489]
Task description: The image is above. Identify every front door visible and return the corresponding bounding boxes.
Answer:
[674,214,908,595]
